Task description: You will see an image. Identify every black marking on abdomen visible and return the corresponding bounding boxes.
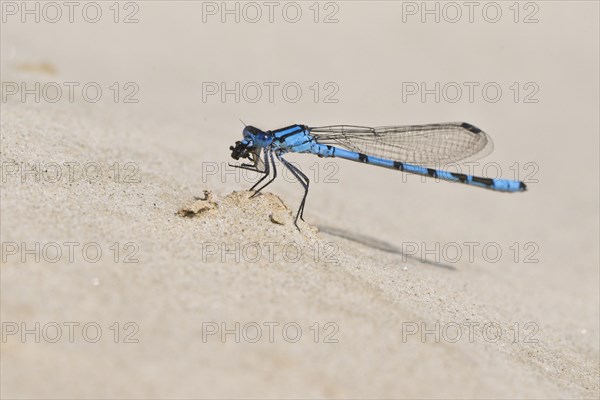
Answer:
[460,122,482,134]
[393,161,404,171]
[324,145,334,157]
[427,168,437,178]
[358,153,368,163]
[519,182,527,190]
[472,176,494,186]
[451,172,468,183]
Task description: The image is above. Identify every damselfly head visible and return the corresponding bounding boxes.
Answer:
[231,125,268,159]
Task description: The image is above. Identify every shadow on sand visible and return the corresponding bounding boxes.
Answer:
[317,225,457,271]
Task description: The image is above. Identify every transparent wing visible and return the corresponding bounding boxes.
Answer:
[309,122,494,167]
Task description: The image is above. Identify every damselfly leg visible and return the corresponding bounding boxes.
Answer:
[250,149,278,197]
[278,154,310,228]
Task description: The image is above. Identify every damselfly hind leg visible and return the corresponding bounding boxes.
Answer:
[288,163,309,221]
[279,155,309,230]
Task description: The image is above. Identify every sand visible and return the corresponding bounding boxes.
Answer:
[1,2,599,399]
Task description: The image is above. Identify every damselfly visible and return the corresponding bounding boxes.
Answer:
[229,122,526,228]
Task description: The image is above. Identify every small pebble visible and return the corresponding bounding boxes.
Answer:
[269,211,287,225]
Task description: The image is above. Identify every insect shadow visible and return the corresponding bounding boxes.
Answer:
[317,225,457,271]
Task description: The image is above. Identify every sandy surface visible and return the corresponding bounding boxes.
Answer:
[1,2,599,399]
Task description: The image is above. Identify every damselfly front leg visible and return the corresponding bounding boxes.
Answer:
[229,144,272,193]
[250,149,278,197]
[248,149,271,194]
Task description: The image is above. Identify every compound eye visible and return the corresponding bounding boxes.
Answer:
[243,126,260,136]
